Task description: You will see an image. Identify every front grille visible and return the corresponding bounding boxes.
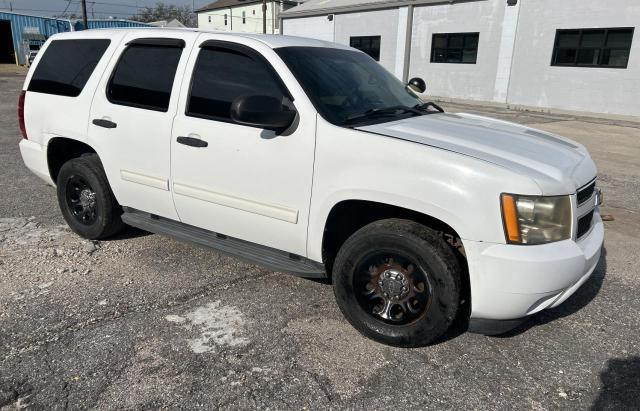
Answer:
[577,210,594,238]
[577,181,596,205]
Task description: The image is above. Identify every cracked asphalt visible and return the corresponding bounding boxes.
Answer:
[1,66,639,409]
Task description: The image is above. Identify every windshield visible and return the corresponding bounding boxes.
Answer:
[276,46,426,127]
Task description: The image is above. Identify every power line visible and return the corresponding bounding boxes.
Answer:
[63,0,144,10]
[2,7,71,13]
[60,0,73,16]
[63,0,201,11]
[0,4,133,18]
[201,10,268,22]
[2,1,200,20]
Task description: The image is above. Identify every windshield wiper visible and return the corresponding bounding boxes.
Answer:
[413,102,445,113]
[344,105,422,124]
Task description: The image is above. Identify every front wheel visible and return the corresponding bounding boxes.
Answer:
[332,219,462,347]
[56,154,124,240]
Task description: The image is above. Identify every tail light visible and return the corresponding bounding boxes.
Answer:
[18,90,27,139]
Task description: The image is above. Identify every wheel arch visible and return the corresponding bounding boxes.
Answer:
[315,197,471,318]
[47,137,97,184]
[320,198,466,265]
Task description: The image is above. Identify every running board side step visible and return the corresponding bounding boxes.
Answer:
[121,208,326,278]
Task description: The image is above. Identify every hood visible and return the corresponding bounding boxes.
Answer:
[356,112,597,195]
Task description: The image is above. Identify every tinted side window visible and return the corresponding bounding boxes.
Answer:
[187,46,286,122]
[28,39,110,97]
[108,44,183,111]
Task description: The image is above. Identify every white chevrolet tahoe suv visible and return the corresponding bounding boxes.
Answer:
[18,29,604,347]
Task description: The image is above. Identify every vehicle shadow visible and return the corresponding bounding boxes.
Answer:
[495,246,608,338]
[108,225,152,241]
[591,356,640,409]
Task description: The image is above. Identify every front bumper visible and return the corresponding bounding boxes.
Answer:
[465,211,604,322]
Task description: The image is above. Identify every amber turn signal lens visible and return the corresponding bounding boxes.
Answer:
[501,194,521,243]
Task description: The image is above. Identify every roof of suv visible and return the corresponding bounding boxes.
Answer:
[52,27,350,50]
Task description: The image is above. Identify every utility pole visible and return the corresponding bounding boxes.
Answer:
[262,0,267,33]
[81,0,88,29]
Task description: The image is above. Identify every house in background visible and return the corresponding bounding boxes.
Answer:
[149,19,186,28]
[196,0,301,34]
[280,0,640,119]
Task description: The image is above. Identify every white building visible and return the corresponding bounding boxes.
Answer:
[281,0,640,119]
[197,0,300,34]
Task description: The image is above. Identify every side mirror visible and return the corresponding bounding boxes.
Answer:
[230,95,296,132]
[407,77,426,94]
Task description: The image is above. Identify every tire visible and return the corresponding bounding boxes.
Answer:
[56,154,125,240]
[332,219,462,347]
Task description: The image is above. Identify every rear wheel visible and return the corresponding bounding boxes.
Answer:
[332,219,462,347]
[56,154,124,240]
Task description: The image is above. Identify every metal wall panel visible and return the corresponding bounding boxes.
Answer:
[0,12,72,65]
[0,12,150,65]
[74,19,151,31]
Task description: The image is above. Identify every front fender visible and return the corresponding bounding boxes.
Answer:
[306,119,542,261]
[307,189,467,262]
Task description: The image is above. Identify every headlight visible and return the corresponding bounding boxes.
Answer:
[500,194,572,245]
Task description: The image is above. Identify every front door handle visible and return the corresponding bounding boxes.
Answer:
[177,136,208,148]
[92,119,117,129]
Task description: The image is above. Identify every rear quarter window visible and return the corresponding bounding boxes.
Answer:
[28,39,111,97]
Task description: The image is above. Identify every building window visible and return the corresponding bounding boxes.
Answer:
[224,14,227,26]
[208,15,211,23]
[349,36,381,61]
[431,32,479,64]
[253,9,255,15]
[242,11,246,24]
[551,28,634,68]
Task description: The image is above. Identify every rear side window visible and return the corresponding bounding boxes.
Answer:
[187,46,288,122]
[107,43,183,112]
[28,39,110,97]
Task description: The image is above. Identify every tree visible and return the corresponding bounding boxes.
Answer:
[132,2,196,27]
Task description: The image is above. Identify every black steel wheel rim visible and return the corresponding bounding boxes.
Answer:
[65,175,98,225]
[353,250,433,325]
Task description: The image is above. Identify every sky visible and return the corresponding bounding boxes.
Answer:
[0,0,214,19]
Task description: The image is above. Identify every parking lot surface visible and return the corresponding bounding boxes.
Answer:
[1,68,639,409]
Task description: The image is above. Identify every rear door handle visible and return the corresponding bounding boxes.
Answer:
[177,136,208,148]
[92,119,117,129]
